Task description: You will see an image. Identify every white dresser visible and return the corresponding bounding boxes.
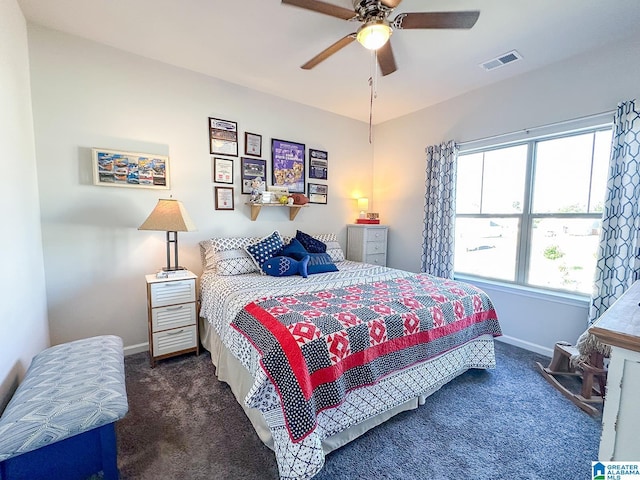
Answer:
[346,224,388,266]
[145,271,199,367]
[589,280,640,461]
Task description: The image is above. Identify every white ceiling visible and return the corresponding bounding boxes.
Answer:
[17,0,640,124]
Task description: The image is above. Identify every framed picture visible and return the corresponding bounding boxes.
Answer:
[215,186,234,210]
[244,132,262,157]
[272,138,305,193]
[241,157,266,195]
[308,183,328,204]
[213,157,234,184]
[209,117,238,156]
[92,148,169,189]
[309,149,328,180]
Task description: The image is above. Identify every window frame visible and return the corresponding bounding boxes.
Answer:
[454,125,612,296]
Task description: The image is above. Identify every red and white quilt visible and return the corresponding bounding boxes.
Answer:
[232,273,501,442]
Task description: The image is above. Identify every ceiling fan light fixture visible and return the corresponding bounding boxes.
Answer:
[356,21,392,50]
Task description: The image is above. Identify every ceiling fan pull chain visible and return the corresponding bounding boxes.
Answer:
[368,75,374,143]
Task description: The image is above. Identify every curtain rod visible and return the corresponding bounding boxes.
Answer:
[457,109,615,147]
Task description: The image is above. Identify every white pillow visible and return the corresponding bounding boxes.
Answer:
[313,233,345,263]
[200,236,262,275]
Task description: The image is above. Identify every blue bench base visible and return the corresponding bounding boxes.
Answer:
[0,423,118,480]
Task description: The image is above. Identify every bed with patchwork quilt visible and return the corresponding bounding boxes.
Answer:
[198,231,501,480]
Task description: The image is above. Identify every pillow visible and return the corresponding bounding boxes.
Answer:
[200,237,261,275]
[245,231,285,273]
[262,255,310,278]
[306,253,339,275]
[296,230,327,253]
[313,233,345,263]
[277,238,309,260]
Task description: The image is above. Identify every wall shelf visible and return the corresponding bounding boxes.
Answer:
[245,203,307,221]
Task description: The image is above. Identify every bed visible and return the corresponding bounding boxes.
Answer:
[198,231,501,480]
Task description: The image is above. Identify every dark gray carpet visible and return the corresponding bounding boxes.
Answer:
[116,341,601,480]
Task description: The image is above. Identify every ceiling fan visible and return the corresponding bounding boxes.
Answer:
[282,0,480,76]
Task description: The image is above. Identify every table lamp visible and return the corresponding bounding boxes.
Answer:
[358,197,369,219]
[138,198,197,271]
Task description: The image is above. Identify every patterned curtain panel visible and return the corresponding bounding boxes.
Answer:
[421,140,458,278]
[588,99,640,324]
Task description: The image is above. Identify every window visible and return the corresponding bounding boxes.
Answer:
[454,127,612,295]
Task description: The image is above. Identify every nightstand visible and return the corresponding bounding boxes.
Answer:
[145,271,199,367]
[346,224,388,266]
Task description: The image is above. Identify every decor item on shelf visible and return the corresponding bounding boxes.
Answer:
[249,177,263,203]
[138,198,197,271]
[357,197,369,219]
[291,193,309,205]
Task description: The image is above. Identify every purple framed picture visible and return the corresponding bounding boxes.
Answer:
[271,138,305,193]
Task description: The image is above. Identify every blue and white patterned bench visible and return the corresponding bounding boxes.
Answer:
[0,335,128,480]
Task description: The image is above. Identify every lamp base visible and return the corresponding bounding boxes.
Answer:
[162,266,187,272]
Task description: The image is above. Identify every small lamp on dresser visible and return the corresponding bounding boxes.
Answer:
[138,198,197,271]
[357,197,369,219]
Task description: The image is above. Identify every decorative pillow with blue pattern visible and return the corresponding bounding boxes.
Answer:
[306,253,339,274]
[245,231,284,273]
[277,238,309,260]
[296,230,327,253]
[262,255,310,278]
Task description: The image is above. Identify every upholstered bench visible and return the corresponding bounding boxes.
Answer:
[0,335,128,480]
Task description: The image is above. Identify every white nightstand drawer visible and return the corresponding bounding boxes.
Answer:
[152,303,196,332]
[365,229,387,242]
[150,279,195,308]
[365,253,387,265]
[365,241,386,255]
[152,325,197,356]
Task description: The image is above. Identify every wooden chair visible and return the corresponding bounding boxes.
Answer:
[536,341,607,416]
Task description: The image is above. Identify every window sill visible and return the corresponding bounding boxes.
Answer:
[453,274,590,308]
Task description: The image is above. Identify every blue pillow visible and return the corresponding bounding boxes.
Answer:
[262,255,309,278]
[306,253,338,274]
[296,230,327,254]
[245,231,284,272]
[277,238,309,260]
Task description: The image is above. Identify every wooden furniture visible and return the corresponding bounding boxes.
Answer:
[346,224,388,266]
[245,202,307,221]
[535,341,606,415]
[589,280,640,461]
[146,271,199,367]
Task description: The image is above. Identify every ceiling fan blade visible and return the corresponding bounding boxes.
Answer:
[392,11,480,29]
[377,41,397,76]
[282,0,355,20]
[301,34,357,70]
[380,0,403,8]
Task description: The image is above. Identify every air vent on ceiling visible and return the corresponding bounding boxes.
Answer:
[480,50,522,71]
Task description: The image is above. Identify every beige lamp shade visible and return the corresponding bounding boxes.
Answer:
[138,199,197,232]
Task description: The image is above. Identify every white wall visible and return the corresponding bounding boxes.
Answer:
[374,34,640,355]
[0,0,49,411]
[27,26,374,353]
